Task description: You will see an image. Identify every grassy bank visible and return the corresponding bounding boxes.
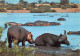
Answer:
[0,27,35,56]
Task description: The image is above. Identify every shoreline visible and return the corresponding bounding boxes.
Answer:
[0,9,80,13]
[0,4,80,13]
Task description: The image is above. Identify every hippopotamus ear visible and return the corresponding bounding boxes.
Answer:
[64,30,66,36]
[29,32,33,37]
[29,32,32,35]
[58,34,66,42]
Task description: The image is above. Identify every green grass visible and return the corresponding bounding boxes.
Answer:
[0,26,35,56]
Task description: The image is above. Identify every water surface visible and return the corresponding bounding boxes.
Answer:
[0,13,80,50]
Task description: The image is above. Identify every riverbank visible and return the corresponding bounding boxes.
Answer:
[0,8,80,13]
[0,4,80,13]
[34,46,80,56]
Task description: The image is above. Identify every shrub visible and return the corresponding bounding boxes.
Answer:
[30,5,52,13]
[30,9,45,13]
[60,5,67,9]
[26,7,33,10]
[0,40,35,56]
[31,3,36,8]
[0,26,35,56]
[51,5,60,8]
[6,5,23,10]
[0,7,6,12]
[70,4,78,8]
[38,5,51,12]
[0,27,4,37]
[51,10,56,12]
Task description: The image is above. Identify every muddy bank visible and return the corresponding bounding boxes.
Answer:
[33,46,80,56]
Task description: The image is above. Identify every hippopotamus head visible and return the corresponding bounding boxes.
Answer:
[27,32,34,44]
[67,31,72,35]
[58,30,70,46]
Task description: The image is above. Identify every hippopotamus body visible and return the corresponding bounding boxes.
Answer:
[57,18,66,21]
[67,31,80,35]
[7,26,34,48]
[35,31,70,47]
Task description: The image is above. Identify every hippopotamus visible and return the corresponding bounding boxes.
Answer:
[57,18,66,21]
[6,22,22,26]
[7,26,34,48]
[67,31,80,35]
[34,20,49,26]
[35,30,70,47]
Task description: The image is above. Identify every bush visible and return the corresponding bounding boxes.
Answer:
[0,7,6,12]
[51,5,60,8]
[38,5,51,12]
[0,26,35,56]
[60,5,67,9]
[0,40,35,56]
[30,9,45,13]
[6,5,23,10]
[51,10,56,12]
[0,27,4,37]
[70,4,78,8]
[30,5,52,13]
[26,7,33,10]
[31,3,36,8]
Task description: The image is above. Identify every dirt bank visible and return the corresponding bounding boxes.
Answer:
[33,46,80,56]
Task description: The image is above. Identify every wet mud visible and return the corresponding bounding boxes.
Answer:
[29,46,80,56]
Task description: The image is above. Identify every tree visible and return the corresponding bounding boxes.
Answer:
[31,2,36,8]
[50,2,56,6]
[38,0,42,4]
[0,0,5,3]
[22,1,28,7]
[60,0,69,5]
[19,0,24,3]
[42,1,50,4]
[19,0,28,8]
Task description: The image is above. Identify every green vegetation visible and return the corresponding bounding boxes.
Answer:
[31,3,36,8]
[31,8,45,13]
[0,7,6,12]
[30,5,57,13]
[70,4,78,8]
[30,5,51,13]
[0,26,35,56]
[0,40,35,56]
[0,27,4,37]
[6,5,23,10]
[26,7,33,10]
[38,0,42,4]
[38,5,51,12]
[0,0,79,13]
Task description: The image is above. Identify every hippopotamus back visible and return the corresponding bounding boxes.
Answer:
[7,26,29,41]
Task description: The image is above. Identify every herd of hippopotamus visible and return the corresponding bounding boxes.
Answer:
[5,20,61,26]
[7,26,70,48]
[4,18,66,27]
[6,18,80,48]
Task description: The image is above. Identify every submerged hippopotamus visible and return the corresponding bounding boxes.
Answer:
[7,26,34,48]
[26,20,60,26]
[34,20,50,26]
[6,20,61,27]
[57,18,66,21]
[35,30,70,47]
[67,31,80,35]
[6,22,22,26]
